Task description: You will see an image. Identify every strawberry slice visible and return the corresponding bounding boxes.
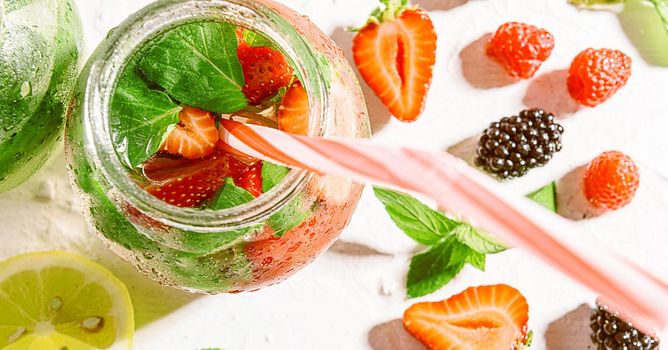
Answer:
[238,44,293,105]
[353,3,436,122]
[236,161,263,197]
[143,149,251,208]
[162,106,218,160]
[277,80,309,135]
[403,284,531,350]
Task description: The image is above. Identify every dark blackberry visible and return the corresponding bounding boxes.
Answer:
[590,305,660,350]
[474,108,563,179]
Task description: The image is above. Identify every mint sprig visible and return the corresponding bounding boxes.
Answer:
[139,21,248,113]
[375,183,558,298]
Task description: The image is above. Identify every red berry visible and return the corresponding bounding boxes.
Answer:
[235,162,263,197]
[238,45,293,104]
[143,149,253,208]
[162,107,218,160]
[486,22,554,79]
[353,8,437,122]
[567,48,632,107]
[583,151,639,210]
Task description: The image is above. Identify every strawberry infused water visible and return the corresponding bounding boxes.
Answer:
[65,0,370,293]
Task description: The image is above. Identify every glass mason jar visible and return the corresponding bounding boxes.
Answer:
[0,0,82,192]
[65,0,371,293]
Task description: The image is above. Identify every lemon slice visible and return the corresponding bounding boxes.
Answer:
[0,252,134,350]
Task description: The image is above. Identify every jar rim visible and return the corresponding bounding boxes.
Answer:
[83,0,329,232]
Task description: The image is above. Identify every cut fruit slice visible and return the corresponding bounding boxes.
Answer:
[0,251,134,350]
[403,284,530,350]
[277,81,309,135]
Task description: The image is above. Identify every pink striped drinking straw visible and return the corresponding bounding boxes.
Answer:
[220,119,668,337]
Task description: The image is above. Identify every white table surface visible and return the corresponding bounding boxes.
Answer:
[2,0,668,349]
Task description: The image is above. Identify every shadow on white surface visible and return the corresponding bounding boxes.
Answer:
[328,240,392,257]
[418,0,469,11]
[545,304,594,350]
[556,165,606,221]
[329,27,393,135]
[368,319,425,350]
[446,134,479,167]
[460,33,519,90]
[523,69,581,118]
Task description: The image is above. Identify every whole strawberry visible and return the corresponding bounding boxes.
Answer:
[568,48,632,107]
[486,22,554,79]
[583,151,639,210]
[353,0,437,122]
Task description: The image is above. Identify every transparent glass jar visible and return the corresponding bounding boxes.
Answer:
[65,0,370,293]
[0,0,82,192]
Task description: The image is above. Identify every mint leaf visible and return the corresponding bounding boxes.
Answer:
[260,163,312,236]
[139,21,248,114]
[373,187,458,245]
[242,30,276,49]
[527,181,558,212]
[465,251,486,271]
[407,236,476,298]
[268,196,312,237]
[452,224,507,255]
[210,178,255,210]
[261,162,290,192]
[180,178,259,253]
[111,58,182,168]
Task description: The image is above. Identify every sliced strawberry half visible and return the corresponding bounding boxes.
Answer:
[238,44,293,105]
[278,80,309,135]
[403,284,531,350]
[162,106,218,160]
[353,4,437,122]
[235,161,263,197]
[143,149,252,208]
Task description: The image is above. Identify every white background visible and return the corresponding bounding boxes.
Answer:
[2,0,668,349]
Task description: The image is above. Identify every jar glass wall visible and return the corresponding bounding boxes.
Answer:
[65,0,370,293]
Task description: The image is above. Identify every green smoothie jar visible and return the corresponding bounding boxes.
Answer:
[0,0,83,192]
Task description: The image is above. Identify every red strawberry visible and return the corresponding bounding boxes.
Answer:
[238,44,293,104]
[277,80,309,135]
[143,149,251,208]
[353,3,436,122]
[486,22,554,79]
[236,162,263,197]
[567,48,632,107]
[583,151,640,210]
[403,284,531,350]
[162,106,218,160]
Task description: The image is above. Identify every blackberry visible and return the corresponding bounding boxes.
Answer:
[474,108,563,179]
[590,305,660,350]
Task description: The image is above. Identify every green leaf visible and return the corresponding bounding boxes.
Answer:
[261,162,291,192]
[407,236,476,298]
[111,58,182,168]
[259,162,312,237]
[242,29,276,49]
[139,21,248,114]
[373,187,459,245]
[465,251,486,271]
[268,195,312,237]
[210,178,255,210]
[452,224,508,255]
[527,181,558,212]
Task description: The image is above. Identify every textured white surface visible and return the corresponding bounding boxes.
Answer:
[1,0,668,349]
